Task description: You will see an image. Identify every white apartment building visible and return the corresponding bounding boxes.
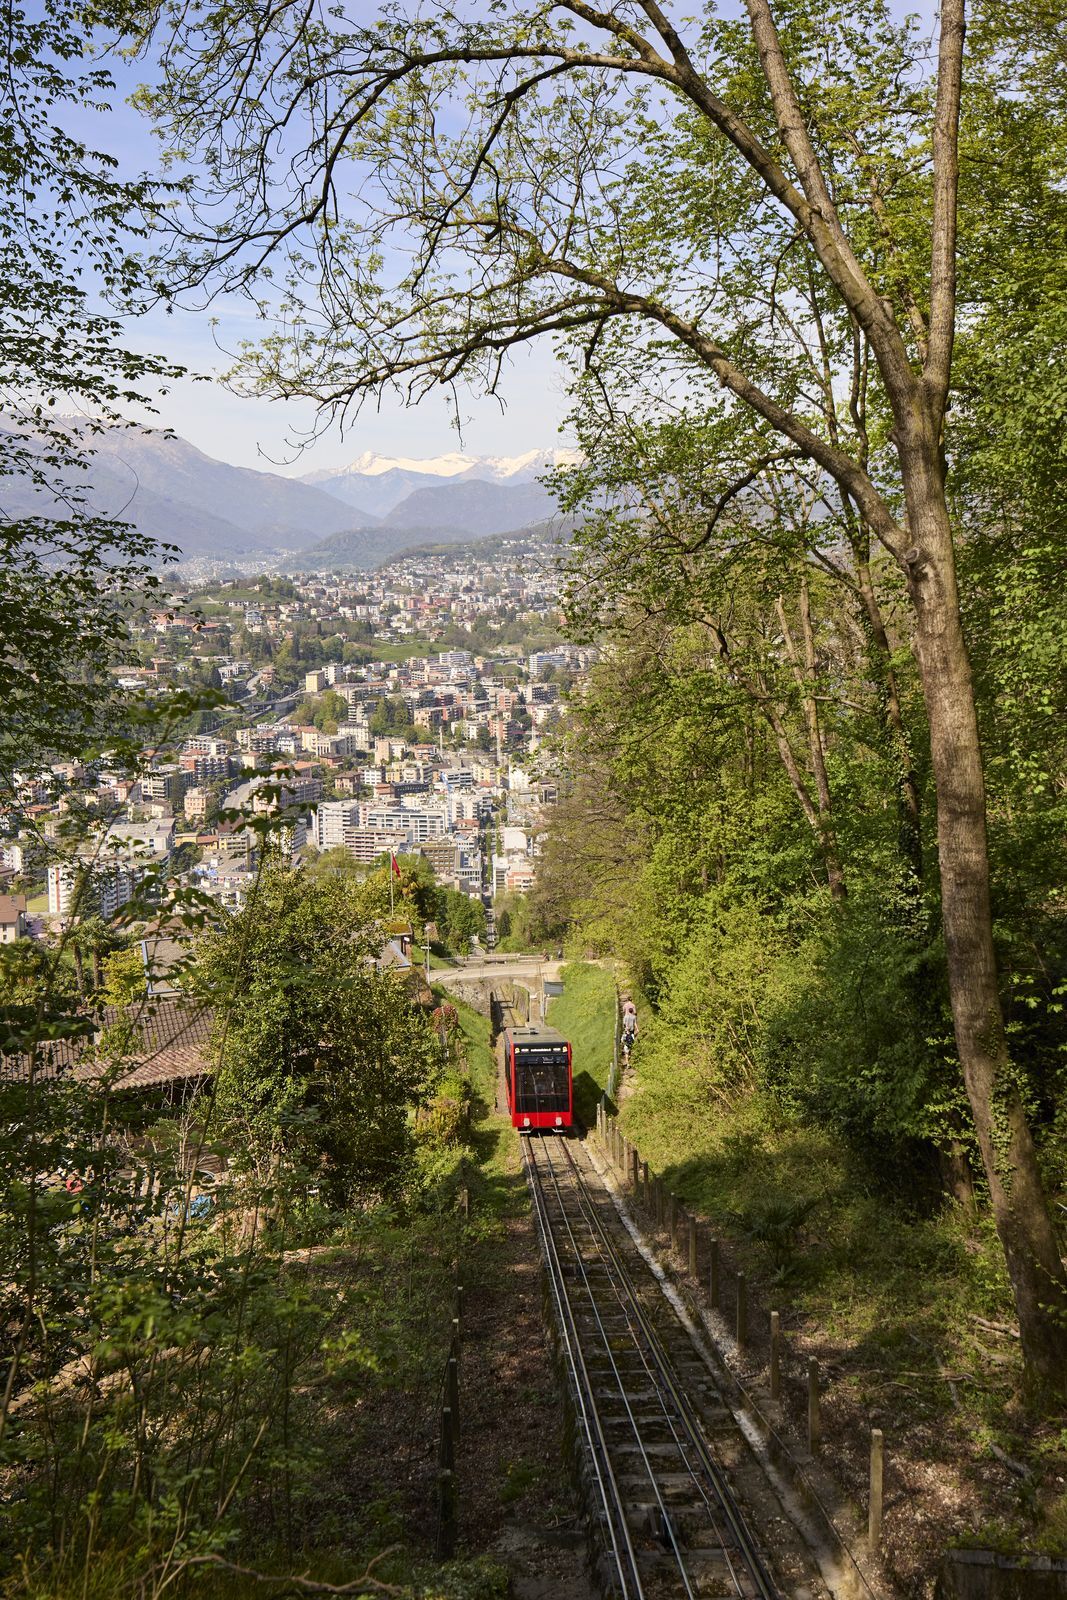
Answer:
[364,806,447,843]
[47,860,141,922]
[104,820,175,858]
[0,842,27,874]
[346,829,408,865]
[314,800,363,852]
[236,726,283,755]
[300,729,362,760]
[184,736,234,757]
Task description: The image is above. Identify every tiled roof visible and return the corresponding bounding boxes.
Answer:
[1,998,214,1092]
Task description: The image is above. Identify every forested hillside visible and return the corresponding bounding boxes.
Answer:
[515,0,1067,1538]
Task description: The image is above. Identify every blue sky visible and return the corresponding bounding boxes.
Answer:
[93,38,571,475]
[96,0,934,475]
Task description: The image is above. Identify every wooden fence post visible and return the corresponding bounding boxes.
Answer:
[869,1429,884,1548]
[641,1161,650,1211]
[667,1193,677,1250]
[447,1357,460,1445]
[769,1311,780,1400]
[736,1273,748,1348]
[709,1239,720,1309]
[655,1177,664,1226]
[437,1409,457,1558]
[807,1358,821,1454]
[688,1215,698,1276]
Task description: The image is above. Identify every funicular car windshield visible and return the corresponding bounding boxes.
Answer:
[514,1040,570,1113]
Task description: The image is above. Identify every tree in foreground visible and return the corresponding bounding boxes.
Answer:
[193,864,441,1205]
[144,0,1066,1389]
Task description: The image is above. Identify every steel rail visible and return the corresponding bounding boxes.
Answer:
[533,1136,699,1600]
[522,1134,645,1600]
[558,1137,782,1600]
[549,1141,750,1598]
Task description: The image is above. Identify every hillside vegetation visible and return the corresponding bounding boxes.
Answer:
[545,963,617,1127]
[0,861,515,1599]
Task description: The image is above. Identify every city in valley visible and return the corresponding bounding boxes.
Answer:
[1,537,595,942]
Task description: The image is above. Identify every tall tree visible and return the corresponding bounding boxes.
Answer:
[146,0,1067,1387]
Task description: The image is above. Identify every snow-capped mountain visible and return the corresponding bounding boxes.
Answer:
[7,424,577,567]
[301,447,578,517]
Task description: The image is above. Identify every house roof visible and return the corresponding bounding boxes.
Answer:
[1,998,214,1092]
[0,894,27,923]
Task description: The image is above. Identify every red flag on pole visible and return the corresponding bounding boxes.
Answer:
[390,852,402,879]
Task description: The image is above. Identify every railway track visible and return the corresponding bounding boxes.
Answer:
[523,1134,826,1600]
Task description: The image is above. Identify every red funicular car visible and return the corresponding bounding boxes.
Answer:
[504,1024,573,1132]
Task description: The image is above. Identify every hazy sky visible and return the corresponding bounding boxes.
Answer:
[96,29,573,476]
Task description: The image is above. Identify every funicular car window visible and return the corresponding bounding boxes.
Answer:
[514,1044,570,1112]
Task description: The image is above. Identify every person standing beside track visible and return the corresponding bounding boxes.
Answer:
[620,995,638,1061]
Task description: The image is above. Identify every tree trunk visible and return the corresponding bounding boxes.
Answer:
[774,587,847,903]
[854,555,923,885]
[939,1129,976,1214]
[901,438,1067,1393]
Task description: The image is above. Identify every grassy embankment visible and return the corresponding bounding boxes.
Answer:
[616,1013,1067,1569]
[545,961,617,1128]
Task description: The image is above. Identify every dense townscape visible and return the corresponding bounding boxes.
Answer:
[2,551,595,933]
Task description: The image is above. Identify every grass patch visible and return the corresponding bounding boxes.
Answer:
[367,640,438,663]
[445,989,497,1109]
[546,961,617,1127]
[432,987,525,1214]
[616,1024,1054,1545]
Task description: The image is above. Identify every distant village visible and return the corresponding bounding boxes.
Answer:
[0,542,596,941]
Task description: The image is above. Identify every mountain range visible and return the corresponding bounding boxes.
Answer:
[301,447,575,518]
[8,426,575,568]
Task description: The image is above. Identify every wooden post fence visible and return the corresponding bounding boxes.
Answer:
[437,1408,457,1558]
[807,1358,821,1454]
[769,1311,781,1400]
[447,1357,460,1445]
[869,1429,884,1548]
